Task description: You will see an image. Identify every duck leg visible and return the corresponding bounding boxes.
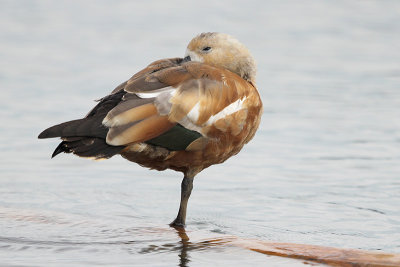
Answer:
[170,174,194,227]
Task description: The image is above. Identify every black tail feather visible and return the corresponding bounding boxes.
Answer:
[51,137,124,159]
[51,141,68,158]
[38,117,107,139]
[39,89,127,159]
[38,89,126,140]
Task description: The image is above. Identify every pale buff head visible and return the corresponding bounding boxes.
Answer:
[185,32,256,83]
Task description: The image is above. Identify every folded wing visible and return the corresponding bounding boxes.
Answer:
[103,61,253,151]
[38,58,255,158]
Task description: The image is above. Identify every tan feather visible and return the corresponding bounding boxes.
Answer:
[103,103,158,127]
[185,137,208,151]
[106,115,174,146]
[169,86,199,122]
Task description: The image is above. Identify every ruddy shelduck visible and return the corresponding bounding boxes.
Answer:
[38,32,263,227]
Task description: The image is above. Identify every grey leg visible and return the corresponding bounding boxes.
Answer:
[170,175,194,227]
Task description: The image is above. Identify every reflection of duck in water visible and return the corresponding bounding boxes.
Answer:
[38,32,263,227]
[169,227,400,267]
[175,227,190,267]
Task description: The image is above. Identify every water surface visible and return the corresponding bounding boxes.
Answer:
[1,1,399,266]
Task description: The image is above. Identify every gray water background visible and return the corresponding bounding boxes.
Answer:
[0,1,399,266]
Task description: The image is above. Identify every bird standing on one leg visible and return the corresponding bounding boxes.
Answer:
[38,32,263,227]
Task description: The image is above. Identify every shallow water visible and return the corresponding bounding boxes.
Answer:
[1,1,400,266]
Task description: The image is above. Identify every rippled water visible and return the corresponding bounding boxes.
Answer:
[1,1,400,266]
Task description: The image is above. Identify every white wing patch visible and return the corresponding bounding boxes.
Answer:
[185,102,201,123]
[205,97,246,125]
[178,116,203,133]
[136,86,176,99]
[178,97,246,134]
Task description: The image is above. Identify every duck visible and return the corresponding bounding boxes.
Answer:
[38,32,263,227]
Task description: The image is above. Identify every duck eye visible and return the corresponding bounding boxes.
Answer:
[202,46,212,52]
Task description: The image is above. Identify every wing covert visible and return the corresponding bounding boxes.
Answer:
[102,60,254,150]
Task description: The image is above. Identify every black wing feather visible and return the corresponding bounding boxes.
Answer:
[39,89,127,159]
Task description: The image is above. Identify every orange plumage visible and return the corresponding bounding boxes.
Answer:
[38,32,263,227]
